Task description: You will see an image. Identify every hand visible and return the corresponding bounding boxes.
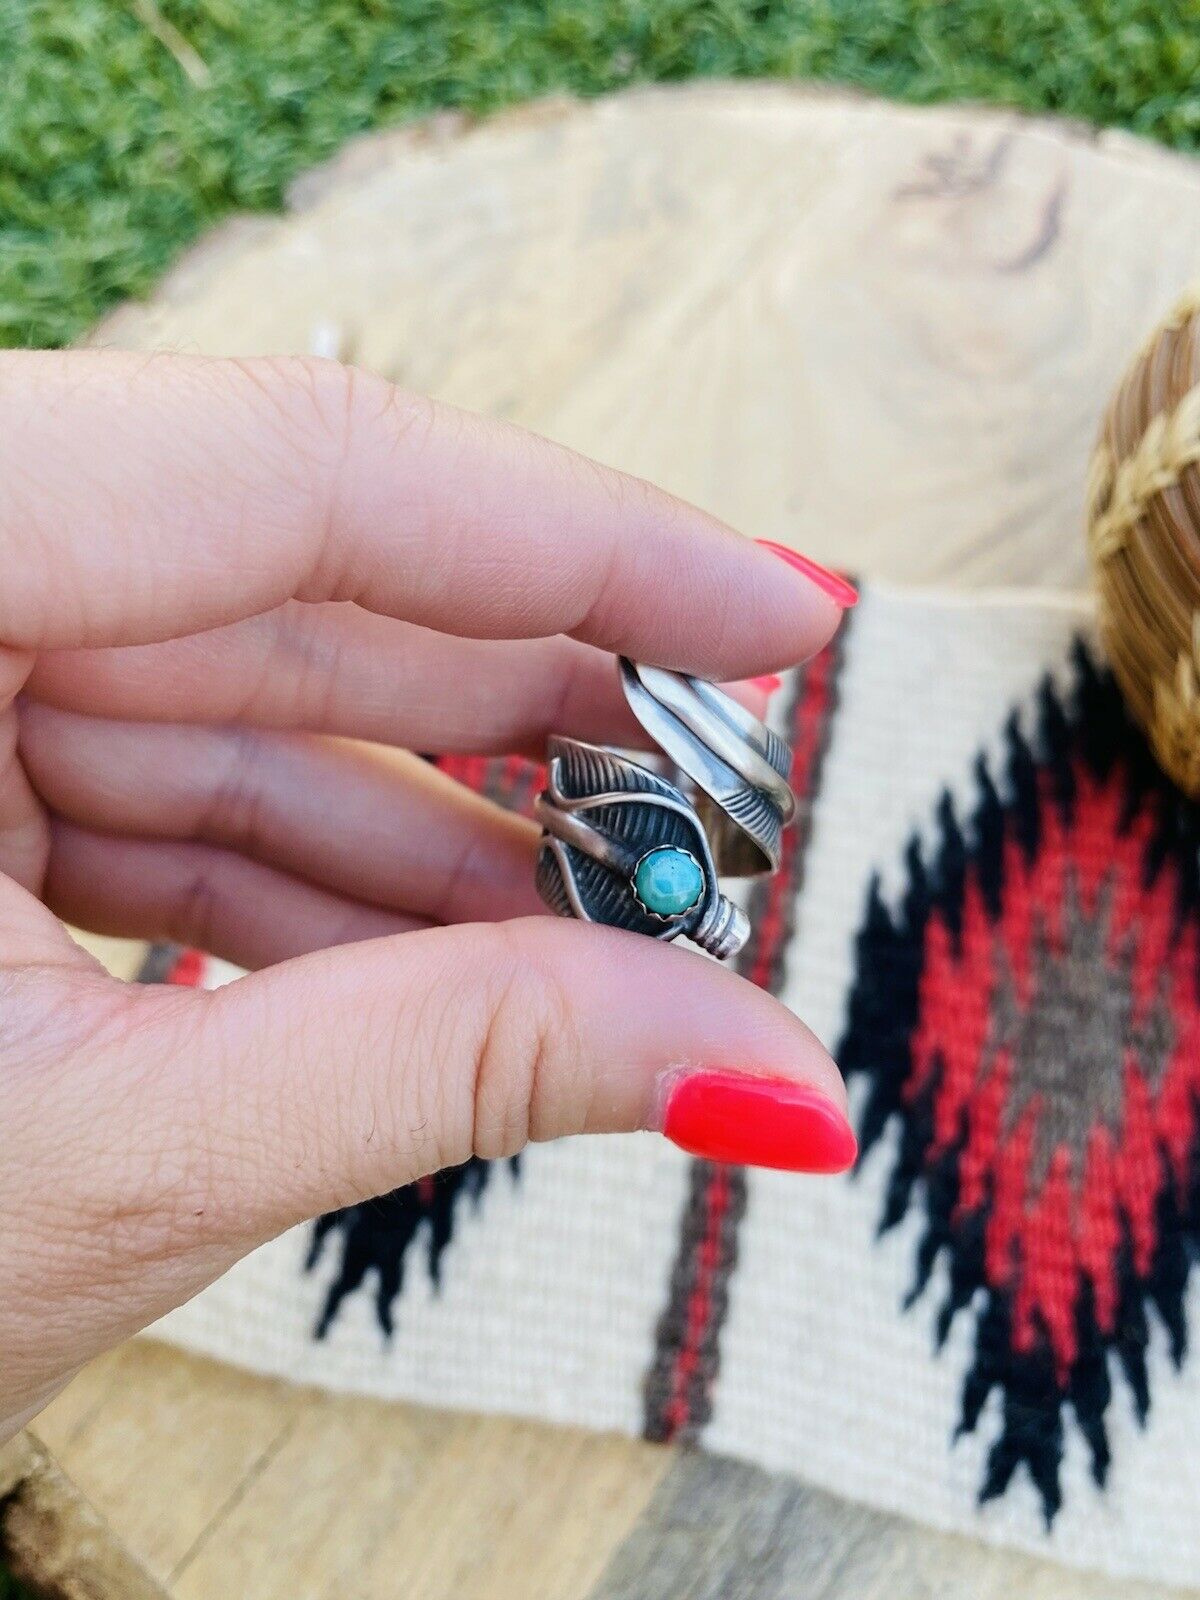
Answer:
[0,350,852,1439]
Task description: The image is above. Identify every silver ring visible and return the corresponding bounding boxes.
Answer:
[534,658,795,959]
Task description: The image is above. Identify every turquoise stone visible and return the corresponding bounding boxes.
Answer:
[633,847,704,918]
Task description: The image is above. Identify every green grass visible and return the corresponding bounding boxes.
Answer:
[2,0,1200,347]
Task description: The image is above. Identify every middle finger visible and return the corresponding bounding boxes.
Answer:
[27,603,772,756]
[19,704,543,926]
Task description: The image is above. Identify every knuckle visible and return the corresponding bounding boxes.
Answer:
[282,605,349,731]
[469,926,576,1161]
[252,353,434,469]
[273,354,363,459]
[228,352,350,442]
[349,366,438,451]
[250,356,436,602]
[541,638,588,742]
[169,858,222,953]
[199,725,269,854]
[225,352,358,497]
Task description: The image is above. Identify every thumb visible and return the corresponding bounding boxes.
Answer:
[5,916,854,1431]
[137,917,854,1247]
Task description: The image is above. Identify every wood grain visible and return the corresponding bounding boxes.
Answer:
[18,82,1200,1598]
[35,1345,669,1598]
[89,83,1200,590]
[588,1453,1170,1600]
[0,1430,167,1600]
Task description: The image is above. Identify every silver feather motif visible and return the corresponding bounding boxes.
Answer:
[618,659,794,878]
[715,782,783,869]
[535,737,722,943]
[534,658,791,959]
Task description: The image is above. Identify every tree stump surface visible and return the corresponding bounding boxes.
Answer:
[16,82,1200,1600]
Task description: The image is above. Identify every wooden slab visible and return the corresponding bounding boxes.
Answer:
[589,1454,1165,1600]
[90,82,1200,589]
[33,1342,670,1600]
[19,83,1200,1598]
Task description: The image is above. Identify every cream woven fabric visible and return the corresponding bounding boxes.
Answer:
[150,585,1200,1588]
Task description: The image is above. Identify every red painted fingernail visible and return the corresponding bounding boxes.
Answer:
[749,674,783,696]
[662,1070,857,1173]
[755,539,858,608]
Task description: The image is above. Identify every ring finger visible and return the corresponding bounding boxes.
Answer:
[46,821,432,969]
[19,704,544,927]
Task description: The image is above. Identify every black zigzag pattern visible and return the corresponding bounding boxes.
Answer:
[839,641,1200,1523]
[307,1157,518,1339]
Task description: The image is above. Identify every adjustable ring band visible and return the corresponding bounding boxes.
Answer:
[619,660,794,877]
[533,657,795,959]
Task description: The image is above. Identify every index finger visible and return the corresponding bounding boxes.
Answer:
[0,351,845,675]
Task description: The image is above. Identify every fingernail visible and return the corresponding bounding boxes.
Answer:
[755,539,858,608]
[749,674,783,696]
[662,1070,857,1173]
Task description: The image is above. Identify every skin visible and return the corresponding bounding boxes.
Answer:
[0,349,847,1440]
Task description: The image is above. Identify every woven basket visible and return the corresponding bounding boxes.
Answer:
[1088,285,1200,797]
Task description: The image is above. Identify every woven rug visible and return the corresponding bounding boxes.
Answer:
[143,583,1200,1587]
